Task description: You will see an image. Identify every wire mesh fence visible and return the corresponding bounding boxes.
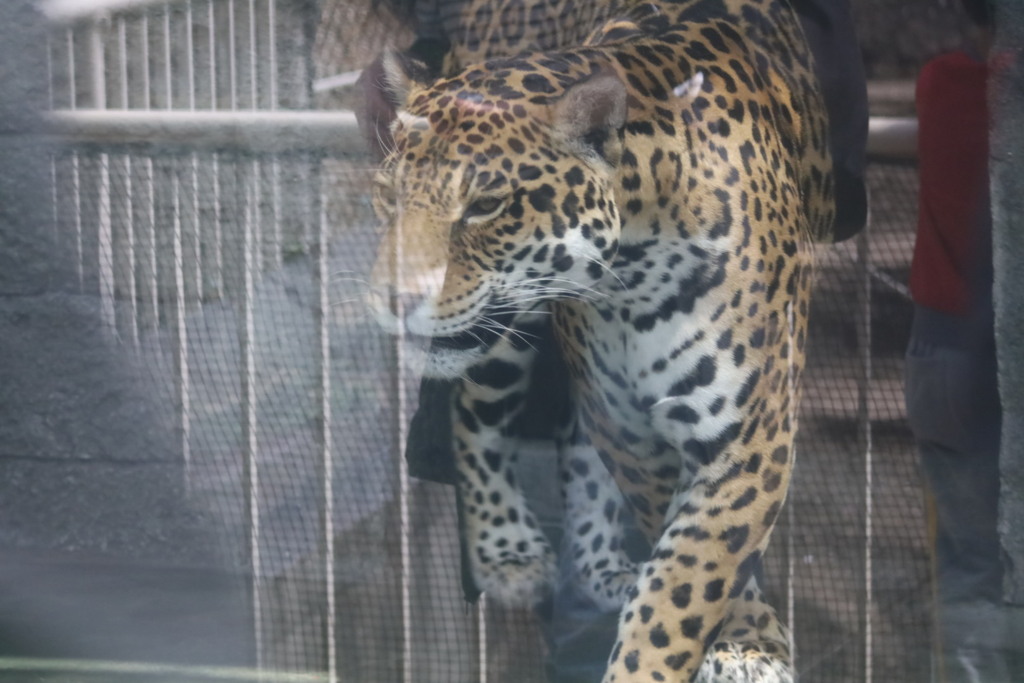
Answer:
[19,0,934,681]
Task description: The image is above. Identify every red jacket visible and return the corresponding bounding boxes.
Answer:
[910,50,990,316]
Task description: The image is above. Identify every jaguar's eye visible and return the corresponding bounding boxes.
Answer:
[373,183,397,219]
[463,196,507,223]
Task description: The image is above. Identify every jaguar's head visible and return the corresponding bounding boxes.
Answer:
[368,53,627,378]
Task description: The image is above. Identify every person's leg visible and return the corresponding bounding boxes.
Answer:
[906,340,1002,603]
[905,339,1008,682]
[516,442,649,683]
[542,505,649,683]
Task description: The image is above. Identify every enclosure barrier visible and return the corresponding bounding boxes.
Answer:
[44,109,362,153]
[44,108,919,159]
[26,1,929,681]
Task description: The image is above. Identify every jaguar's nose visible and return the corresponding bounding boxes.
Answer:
[367,285,433,337]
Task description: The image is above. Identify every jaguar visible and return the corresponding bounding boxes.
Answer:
[367,0,834,679]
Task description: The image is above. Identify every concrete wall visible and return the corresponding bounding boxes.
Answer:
[0,1,251,667]
[991,0,1024,606]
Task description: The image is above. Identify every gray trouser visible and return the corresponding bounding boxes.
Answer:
[904,338,1002,606]
[517,444,649,683]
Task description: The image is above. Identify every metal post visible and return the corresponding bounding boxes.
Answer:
[478,598,488,683]
[114,16,139,348]
[118,152,139,347]
[68,28,84,289]
[207,0,224,300]
[314,173,338,683]
[392,201,414,683]
[247,0,257,108]
[228,0,238,111]
[117,16,129,107]
[139,13,158,334]
[88,18,117,336]
[857,207,874,683]
[241,162,263,669]
[267,0,278,108]
[245,0,262,277]
[161,4,192,494]
[185,0,202,308]
[265,0,282,270]
[171,161,191,491]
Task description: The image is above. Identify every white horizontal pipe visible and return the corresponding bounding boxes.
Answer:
[41,109,916,160]
[43,109,366,154]
[866,79,915,106]
[866,116,918,160]
[41,0,179,23]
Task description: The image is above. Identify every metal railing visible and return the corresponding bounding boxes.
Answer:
[41,2,346,679]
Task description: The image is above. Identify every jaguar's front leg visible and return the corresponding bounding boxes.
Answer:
[602,443,794,683]
[560,438,639,611]
[453,330,557,607]
[694,572,793,683]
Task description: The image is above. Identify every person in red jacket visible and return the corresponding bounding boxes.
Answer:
[905,1,1010,680]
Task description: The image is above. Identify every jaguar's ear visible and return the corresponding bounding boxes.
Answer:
[552,68,627,166]
[381,48,435,108]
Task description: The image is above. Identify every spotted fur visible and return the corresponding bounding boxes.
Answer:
[368,0,833,680]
